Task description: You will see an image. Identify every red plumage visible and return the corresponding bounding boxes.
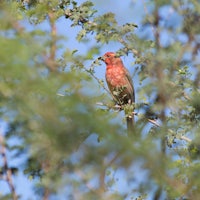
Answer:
[103,52,135,132]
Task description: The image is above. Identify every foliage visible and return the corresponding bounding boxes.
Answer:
[0,0,200,199]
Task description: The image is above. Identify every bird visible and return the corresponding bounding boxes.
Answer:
[102,52,135,133]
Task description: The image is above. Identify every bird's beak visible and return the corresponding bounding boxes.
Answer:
[98,56,105,62]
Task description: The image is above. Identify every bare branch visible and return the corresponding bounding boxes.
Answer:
[148,119,160,127]
[180,135,192,143]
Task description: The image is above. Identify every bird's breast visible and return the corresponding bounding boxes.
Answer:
[106,66,127,87]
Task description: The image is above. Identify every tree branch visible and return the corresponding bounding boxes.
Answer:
[147,119,192,143]
[45,10,58,72]
[0,132,18,200]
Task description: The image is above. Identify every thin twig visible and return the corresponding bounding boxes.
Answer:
[148,119,160,127]
[85,67,110,94]
[147,119,192,143]
[183,92,191,101]
[118,38,139,56]
[96,102,121,111]
[180,135,192,142]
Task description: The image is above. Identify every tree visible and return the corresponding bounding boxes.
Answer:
[0,0,200,199]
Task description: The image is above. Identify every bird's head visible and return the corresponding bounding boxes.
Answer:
[102,52,122,65]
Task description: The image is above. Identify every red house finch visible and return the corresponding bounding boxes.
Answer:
[102,52,135,132]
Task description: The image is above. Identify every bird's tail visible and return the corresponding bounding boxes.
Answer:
[126,116,134,135]
[124,103,134,135]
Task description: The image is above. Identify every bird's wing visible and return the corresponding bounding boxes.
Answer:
[124,68,135,102]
